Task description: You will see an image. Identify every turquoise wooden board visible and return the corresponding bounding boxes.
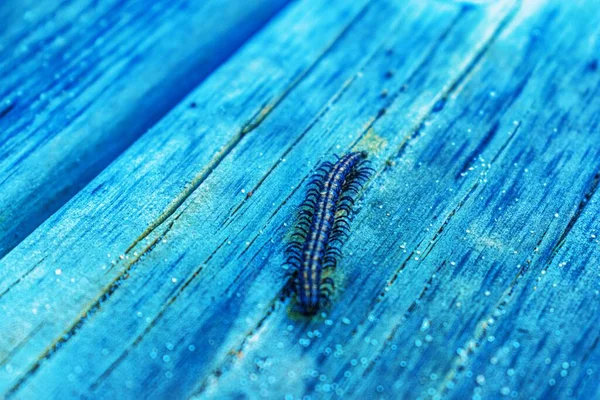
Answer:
[195,2,600,399]
[0,0,287,258]
[1,0,599,399]
[0,0,382,395]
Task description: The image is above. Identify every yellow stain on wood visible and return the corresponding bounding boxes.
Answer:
[354,127,388,156]
[241,103,275,135]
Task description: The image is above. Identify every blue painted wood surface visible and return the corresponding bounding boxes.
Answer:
[0,0,287,258]
[1,0,599,399]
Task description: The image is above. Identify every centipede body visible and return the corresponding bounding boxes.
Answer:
[286,151,373,316]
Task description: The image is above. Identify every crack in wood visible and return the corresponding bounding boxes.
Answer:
[0,256,47,302]
[0,102,15,119]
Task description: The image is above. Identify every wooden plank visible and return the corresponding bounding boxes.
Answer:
[0,0,287,258]
[191,1,600,399]
[0,0,522,398]
[4,0,597,399]
[0,0,388,395]
[448,193,600,399]
[346,3,600,398]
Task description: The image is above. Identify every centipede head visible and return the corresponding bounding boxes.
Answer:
[295,301,319,316]
[286,282,318,316]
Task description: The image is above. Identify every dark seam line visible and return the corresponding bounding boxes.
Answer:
[0,255,47,303]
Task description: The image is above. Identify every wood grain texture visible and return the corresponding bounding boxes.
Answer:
[2,0,599,399]
[0,0,521,397]
[0,0,287,258]
[0,0,385,396]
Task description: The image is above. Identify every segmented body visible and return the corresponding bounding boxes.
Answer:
[287,151,371,315]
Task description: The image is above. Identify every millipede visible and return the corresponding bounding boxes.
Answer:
[286,151,373,316]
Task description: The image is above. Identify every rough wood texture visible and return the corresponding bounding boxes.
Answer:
[0,0,287,258]
[1,0,599,399]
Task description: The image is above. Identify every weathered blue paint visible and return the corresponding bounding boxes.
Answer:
[0,0,288,258]
[0,0,391,396]
[1,0,599,399]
